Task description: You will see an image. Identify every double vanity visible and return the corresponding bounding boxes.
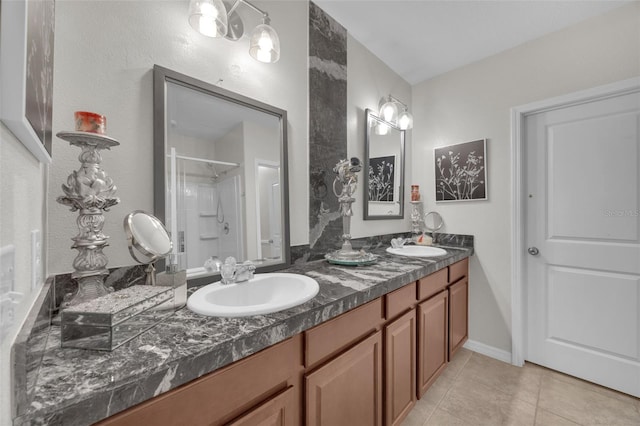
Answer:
[14,243,471,426]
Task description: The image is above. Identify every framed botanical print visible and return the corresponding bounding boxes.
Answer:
[435,139,487,202]
[0,0,55,163]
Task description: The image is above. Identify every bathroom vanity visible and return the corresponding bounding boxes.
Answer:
[96,257,468,426]
[13,245,471,426]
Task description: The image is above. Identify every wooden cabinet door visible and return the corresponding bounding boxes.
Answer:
[385,310,416,426]
[417,290,448,398]
[306,331,383,426]
[228,386,295,426]
[449,278,468,359]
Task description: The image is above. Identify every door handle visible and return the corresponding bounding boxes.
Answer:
[528,247,539,256]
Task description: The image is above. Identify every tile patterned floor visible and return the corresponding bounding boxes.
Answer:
[402,349,640,426]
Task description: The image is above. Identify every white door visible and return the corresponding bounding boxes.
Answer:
[525,90,640,397]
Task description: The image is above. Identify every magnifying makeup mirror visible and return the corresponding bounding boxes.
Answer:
[124,210,173,285]
[424,211,444,242]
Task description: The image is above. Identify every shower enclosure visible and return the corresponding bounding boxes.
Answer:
[168,148,244,275]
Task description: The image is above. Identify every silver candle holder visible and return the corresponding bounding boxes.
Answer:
[325,158,376,266]
[57,131,120,307]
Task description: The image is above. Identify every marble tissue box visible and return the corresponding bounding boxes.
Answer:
[61,285,174,351]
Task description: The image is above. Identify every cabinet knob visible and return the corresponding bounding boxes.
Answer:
[528,247,539,256]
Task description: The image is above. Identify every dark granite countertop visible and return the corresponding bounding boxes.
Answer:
[13,245,472,426]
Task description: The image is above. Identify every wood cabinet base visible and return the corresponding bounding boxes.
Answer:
[385,310,417,426]
[417,290,449,399]
[306,332,383,426]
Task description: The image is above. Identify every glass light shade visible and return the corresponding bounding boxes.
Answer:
[375,122,390,135]
[379,100,398,124]
[398,110,414,130]
[249,22,280,63]
[188,0,228,38]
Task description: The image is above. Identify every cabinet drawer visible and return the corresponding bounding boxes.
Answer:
[385,282,417,320]
[417,269,448,301]
[228,385,295,426]
[305,298,384,370]
[448,258,469,284]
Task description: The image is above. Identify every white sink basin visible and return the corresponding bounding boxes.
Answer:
[386,246,448,258]
[187,273,319,317]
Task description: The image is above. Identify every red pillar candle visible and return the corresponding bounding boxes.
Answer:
[411,185,420,201]
[74,111,106,134]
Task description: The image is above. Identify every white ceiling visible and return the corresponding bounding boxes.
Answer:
[313,0,633,85]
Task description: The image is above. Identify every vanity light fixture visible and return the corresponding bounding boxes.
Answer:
[188,0,281,63]
[249,15,280,63]
[379,97,398,123]
[188,0,228,38]
[379,95,414,130]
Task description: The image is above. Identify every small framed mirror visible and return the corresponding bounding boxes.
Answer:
[424,211,444,234]
[124,210,173,286]
[124,211,172,262]
[364,109,405,220]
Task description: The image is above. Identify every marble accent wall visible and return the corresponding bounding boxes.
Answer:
[308,2,347,255]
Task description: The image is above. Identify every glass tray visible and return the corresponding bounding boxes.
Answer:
[325,251,378,266]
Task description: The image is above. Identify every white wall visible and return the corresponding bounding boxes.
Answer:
[411,3,640,353]
[0,124,47,424]
[48,0,309,274]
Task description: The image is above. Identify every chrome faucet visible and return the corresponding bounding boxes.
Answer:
[390,237,414,248]
[220,257,256,284]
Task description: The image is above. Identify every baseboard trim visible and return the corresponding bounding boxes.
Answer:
[463,339,512,364]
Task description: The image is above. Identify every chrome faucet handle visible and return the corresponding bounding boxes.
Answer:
[242,260,256,281]
[391,237,406,248]
[220,263,236,285]
[204,256,222,272]
[232,261,256,282]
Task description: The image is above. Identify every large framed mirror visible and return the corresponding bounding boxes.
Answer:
[364,109,405,220]
[153,65,290,287]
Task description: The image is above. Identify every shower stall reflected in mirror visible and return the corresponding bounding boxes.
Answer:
[168,148,244,276]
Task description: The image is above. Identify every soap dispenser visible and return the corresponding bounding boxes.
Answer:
[154,254,187,310]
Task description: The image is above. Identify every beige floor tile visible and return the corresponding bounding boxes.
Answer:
[538,374,639,425]
[543,367,640,407]
[535,408,581,426]
[439,373,537,426]
[440,348,472,381]
[425,408,471,426]
[420,372,455,406]
[401,397,437,426]
[456,353,543,406]
[400,409,427,426]
[403,350,638,426]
